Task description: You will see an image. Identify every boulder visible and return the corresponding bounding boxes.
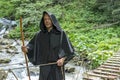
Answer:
[65,67,75,73]
[0,69,8,80]
[0,59,11,64]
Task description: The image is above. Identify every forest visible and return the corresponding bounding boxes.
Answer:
[0,0,120,69]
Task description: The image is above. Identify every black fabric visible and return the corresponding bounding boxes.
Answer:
[27,11,75,80]
[39,65,63,80]
[58,31,66,58]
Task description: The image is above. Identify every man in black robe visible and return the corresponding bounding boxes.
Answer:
[22,11,74,80]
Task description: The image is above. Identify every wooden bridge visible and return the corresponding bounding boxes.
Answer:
[83,51,120,80]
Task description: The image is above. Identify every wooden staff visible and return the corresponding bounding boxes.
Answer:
[20,17,31,80]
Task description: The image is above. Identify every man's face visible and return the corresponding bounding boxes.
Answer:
[43,14,53,29]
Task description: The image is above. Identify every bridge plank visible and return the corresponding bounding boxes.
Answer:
[106,61,120,64]
[100,65,120,70]
[109,57,120,60]
[97,67,120,73]
[83,74,102,80]
[107,59,120,62]
[86,72,117,79]
[103,63,120,67]
[93,70,119,76]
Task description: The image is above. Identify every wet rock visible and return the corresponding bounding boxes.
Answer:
[0,50,2,52]
[0,46,3,50]
[75,61,82,66]
[0,69,8,80]
[6,49,14,53]
[29,67,39,74]
[0,39,10,45]
[14,51,19,54]
[30,71,39,76]
[0,59,11,64]
[3,34,8,38]
[65,67,75,73]
[6,49,19,54]
[5,45,17,51]
[28,66,39,76]
[6,49,17,54]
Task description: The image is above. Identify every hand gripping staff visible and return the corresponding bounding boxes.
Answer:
[20,17,31,80]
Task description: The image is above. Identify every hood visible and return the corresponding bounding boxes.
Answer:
[40,11,62,32]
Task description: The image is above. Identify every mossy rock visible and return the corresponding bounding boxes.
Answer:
[65,67,75,73]
[0,59,11,63]
[0,69,8,80]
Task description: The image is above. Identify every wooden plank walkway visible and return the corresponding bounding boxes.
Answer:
[83,51,120,80]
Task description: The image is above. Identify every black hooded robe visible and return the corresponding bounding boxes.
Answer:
[27,11,74,80]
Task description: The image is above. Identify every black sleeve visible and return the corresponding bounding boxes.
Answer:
[27,33,37,52]
[62,31,75,63]
[26,33,38,64]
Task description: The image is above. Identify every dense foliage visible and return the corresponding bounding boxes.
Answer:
[93,0,120,23]
[0,0,120,69]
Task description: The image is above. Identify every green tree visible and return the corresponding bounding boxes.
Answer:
[93,0,120,23]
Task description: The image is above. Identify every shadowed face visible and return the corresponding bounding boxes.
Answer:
[43,13,53,30]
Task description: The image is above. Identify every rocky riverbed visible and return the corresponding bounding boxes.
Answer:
[0,38,86,80]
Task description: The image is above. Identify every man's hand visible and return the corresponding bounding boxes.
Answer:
[21,46,28,53]
[57,57,66,66]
